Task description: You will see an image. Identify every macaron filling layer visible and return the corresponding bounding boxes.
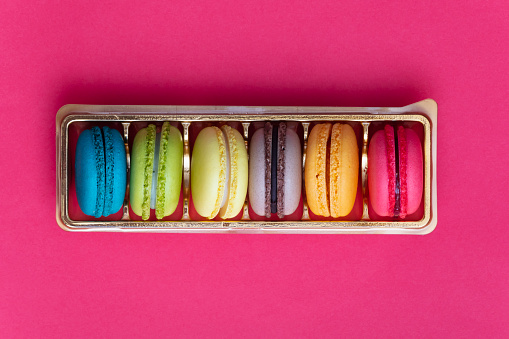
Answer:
[219,125,245,219]
[92,127,106,218]
[276,123,286,218]
[329,124,341,217]
[210,127,227,218]
[318,124,331,216]
[312,123,331,216]
[103,127,115,216]
[150,132,161,210]
[155,122,183,219]
[106,127,127,217]
[263,122,287,218]
[270,123,278,214]
[397,126,408,218]
[220,127,231,209]
[385,125,408,218]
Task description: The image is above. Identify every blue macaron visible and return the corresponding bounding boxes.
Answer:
[75,126,127,217]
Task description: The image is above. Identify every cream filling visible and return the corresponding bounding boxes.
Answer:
[150,132,161,210]
[220,129,230,208]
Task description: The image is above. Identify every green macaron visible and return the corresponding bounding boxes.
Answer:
[130,122,183,220]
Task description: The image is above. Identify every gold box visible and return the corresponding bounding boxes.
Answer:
[56,99,437,234]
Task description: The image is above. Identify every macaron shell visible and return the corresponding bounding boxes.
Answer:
[102,127,127,217]
[329,123,359,217]
[75,127,105,218]
[248,128,266,217]
[191,126,226,219]
[402,128,423,215]
[305,123,331,217]
[219,125,248,219]
[155,123,183,219]
[367,129,391,216]
[368,126,423,218]
[130,124,156,220]
[283,128,301,216]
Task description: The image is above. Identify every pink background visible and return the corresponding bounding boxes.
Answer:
[1,1,508,338]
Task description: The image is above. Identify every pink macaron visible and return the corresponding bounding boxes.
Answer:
[368,124,423,219]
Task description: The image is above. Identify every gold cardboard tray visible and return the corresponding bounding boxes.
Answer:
[56,99,437,234]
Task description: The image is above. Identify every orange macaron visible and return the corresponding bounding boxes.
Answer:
[305,123,359,217]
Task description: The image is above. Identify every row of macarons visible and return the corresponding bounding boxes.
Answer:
[74,121,423,220]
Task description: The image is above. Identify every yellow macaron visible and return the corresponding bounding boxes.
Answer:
[305,123,359,217]
[191,125,248,219]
